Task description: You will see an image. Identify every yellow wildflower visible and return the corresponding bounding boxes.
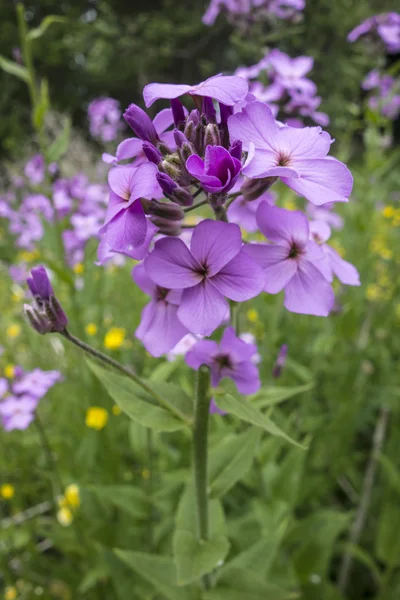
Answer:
[104,327,126,350]
[73,263,84,275]
[7,324,21,339]
[382,205,395,218]
[57,506,73,527]
[85,407,108,430]
[64,484,80,508]
[4,365,15,379]
[247,308,259,323]
[4,586,17,600]
[85,323,97,336]
[366,284,383,302]
[112,405,122,416]
[1,484,15,499]
[17,249,39,263]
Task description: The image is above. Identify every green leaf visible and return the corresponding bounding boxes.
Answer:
[173,484,230,585]
[33,78,50,130]
[27,15,68,41]
[149,359,182,382]
[214,380,305,448]
[376,501,400,565]
[0,55,29,83]
[114,550,200,600]
[378,454,400,497]
[209,428,261,498]
[86,358,189,432]
[87,485,148,519]
[338,542,382,584]
[253,383,313,409]
[45,115,71,162]
[204,568,294,600]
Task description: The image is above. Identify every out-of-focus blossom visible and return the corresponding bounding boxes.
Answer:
[167,333,201,361]
[88,97,123,142]
[227,183,275,232]
[24,155,45,185]
[362,70,400,121]
[25,266,68,334]
[0,395,38,431]
[203,0,304,26]
[348,13,400,54]
[272,343,288,377]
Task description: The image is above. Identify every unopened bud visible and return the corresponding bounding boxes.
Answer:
[219,102,233,127]
[174,130,196,162]
[159,158,182,180]
[202,97,216,123]
[24,304,52,335]
[25,266,68,335]
[229,140,242,161]
[240,176,278,202]
[142,141,163,165]
[123,104,159,145]
[142,199,184,221]
[272,344,288,379]
[204,123,221,148]
[171,98,186,128]
[150,215,182,236]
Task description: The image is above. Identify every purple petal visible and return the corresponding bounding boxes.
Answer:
[153,108,174,134]
[116,137,143,161]
[178,281,229,336]
[228,101,280,151]
[136,300,188,357]
[185,339,219,370]
[143,83,193,107]
[230,361,261,395]
[284,261,334,316]
[132,262,157,297]
[277,126,332,159]
[219,326,257,362]
[190,220,242,276]
[101,191,125,229]
[326,246,360,286]
[282,157,353,205]
[108,166,136,200]
[244,244,297,293]
[193,75,248,106]
[105,200,148,253]
[144,237,201,289]
[128,162,160,202]
[256,204,309,248]
[210,250,265,301]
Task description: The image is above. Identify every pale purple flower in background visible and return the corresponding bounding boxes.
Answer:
[133,262,188,357]
[24,154,45,185]
[186,326,261,394]
[88,97,123,142]
[309,220,360,286]
[268,49,316,95]
[144,219,265,335]
[202,0,304,25]
[13,369,62,398]
[272,343,288,378]
[9,213,44,249]
[0,395,38,431]
[306,203,344,230]
[167,333,201,361]
[23,194,54,221]
[348,13,400,54]
[0,378,8,398]
[99,163,160,259]
[52,179,74,217]
[9,264,29,285]
[227,184,275,232]
[186,145,242,194]
[229,101,353,205]
[244,204,334,316]
[143,74,248,108]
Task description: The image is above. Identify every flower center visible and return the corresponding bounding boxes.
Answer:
[215,354,233,370]
[277,152,291,167]
[288,243,302,259]
[156,287,169,301]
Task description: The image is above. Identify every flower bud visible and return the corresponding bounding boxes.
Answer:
[142,199,184,221]
[150,215,182,236]
[204,123,221,148]
[123,104,159,145]
[25,266,68,334]
[229,140,242,161]
[142,141,163,165]
[219,102,233,127]
[240,176,278,202]
[184,110,200,143]
[171,98,186,128]
[272,344,288,378]
[174,130,196,162]
[202,97,216,123]
[156,173,193,207]
[159,157,182,180]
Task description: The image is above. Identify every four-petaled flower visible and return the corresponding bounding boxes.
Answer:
[144,219,265,335]
[186,145,241,194]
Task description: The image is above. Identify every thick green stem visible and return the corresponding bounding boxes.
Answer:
[193,366,212,589]
[61,329,191,426]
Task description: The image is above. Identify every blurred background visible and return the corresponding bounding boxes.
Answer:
[1,1,400,599]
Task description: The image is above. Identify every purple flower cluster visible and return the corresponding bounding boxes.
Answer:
[203,0,305,26]
[348,12,400,54]
[0,368,61,431]
[362,70,400,121]
[88,97,123,142]
[235,49,329,126]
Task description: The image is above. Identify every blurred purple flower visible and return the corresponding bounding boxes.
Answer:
[24,155,45,185]
[227,185,275,232]
[25,266,68,334]
[272,343,288,378]
[0,395,38,431]
[13,369,62,398]
[348,12,400,54]
[88,97,123,142]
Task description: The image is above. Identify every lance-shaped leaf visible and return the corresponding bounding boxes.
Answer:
[214,380,305,448]
[0,56,29,83]
[87,485,148,519]
[252,382,313,409]
[27,15,68,41]
[173,484,230,585]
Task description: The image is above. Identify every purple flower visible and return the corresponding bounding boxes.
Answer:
[348,13,400,54]
[167,333,201,361]
[227,187,275,232]
[186,145,241,194]
[12,369,62,399]
[133,262,188,357]
[272,344,288,378]
[229,101,353,205]
[143,74,248,108]
[268,49,316,95]
[99,163,160,259]
[144,219,265,335]
[309,220,360,286]
[0,378,8,398]
[0,395,38,431]
[24,155,45,185]
[186,326,261,395]
[25,266,68,334]
[244,204,335,316]
[88,97,123,142]
[23,194,54,221]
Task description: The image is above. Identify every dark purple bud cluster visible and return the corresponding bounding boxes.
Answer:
[24,266,68,335]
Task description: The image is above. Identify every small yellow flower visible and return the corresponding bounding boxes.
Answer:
[17,249,39,263]
[73,263,84,275]
[112,405,122,416]
[85,407,108,430]
[366,284,383,302]
[7,324,21,339]
[283,199,297,211]
[1,483,15,499]
[11,289,25,303]
[382,205,395,218]
[247,308,259,323]
[64,484,80,508]
[85,323,98,336]
[4,586,17,600]
[104,327,126,350]
[4,365,15,379]
[57,506,73,527]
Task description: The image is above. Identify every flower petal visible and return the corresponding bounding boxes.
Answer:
[178,281,228,336]
[185,340,219,370]
[228,101,280,151]
[194,74,248,106]
[105,199,148,253]
[210,250,265,300]
[326,246,360,286]
[284,261,334,316]
[136,300,189,357]
[116,137,143,161]
[229,361,261,395]
[256,203,309,248]
[190,220,242,276]
[132,262,157,297]
[244,243,297,293]
[144,237,201,289]
[128,162,160,202]
[152,108,174,134]
[143,83,193,107]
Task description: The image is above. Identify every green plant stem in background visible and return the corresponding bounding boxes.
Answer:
[35,413,64,498]
[183,198,209,213]
[61,329,191,426]
[193,365,212,590]
[146,428,154,551]
[16,3,37,108]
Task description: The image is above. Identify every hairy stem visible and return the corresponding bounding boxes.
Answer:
[193,365,212,589]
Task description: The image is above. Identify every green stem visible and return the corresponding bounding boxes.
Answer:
[184,199,208,213]
[193,365,212,590]
[35,414,63,497]
[146,428,154,551]
[16,3,38,108]
[61,329,192,427]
